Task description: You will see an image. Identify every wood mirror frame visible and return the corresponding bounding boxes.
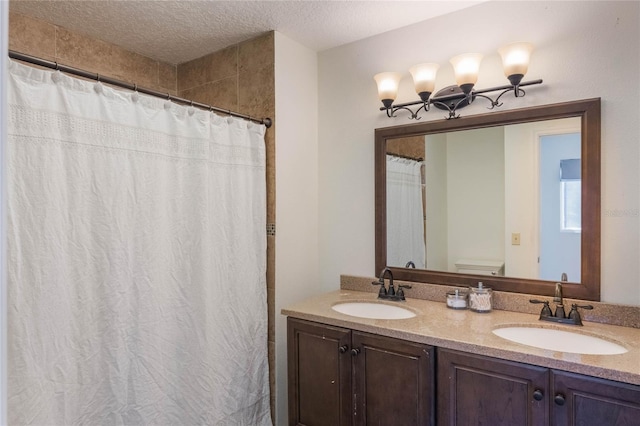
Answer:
[375,98,601,301]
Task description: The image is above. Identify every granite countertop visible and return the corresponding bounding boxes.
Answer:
[281,290,640,385]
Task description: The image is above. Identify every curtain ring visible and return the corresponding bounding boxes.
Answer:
[54,61,59,71]
[166,93,171,100]
[133,83,138,92]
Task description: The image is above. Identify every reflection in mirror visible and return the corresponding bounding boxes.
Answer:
[375,99,601,301]
[386,118,582,283]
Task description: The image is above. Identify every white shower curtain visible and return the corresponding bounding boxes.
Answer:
[386,155,426,269]
[7,60,271,425]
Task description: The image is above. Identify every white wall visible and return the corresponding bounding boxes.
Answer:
[425,133,448,270]
[446,127,504,271]
[318,1,640,305]
[273,32,319,426]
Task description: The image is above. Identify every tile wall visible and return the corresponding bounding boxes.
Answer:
[9,12,177,94]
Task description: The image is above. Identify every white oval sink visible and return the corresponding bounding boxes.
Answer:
[492,326,627,355]
[331,302,416,320]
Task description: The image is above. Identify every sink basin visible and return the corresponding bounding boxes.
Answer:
[492,326,627,355]
[331,302,416,320]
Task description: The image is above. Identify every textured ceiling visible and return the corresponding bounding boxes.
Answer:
[10,0,484,64]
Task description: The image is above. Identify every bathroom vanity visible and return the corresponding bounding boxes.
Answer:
[288,318,434,425]
[283,290,640,426]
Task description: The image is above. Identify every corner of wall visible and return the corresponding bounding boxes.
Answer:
[273,31,319,426]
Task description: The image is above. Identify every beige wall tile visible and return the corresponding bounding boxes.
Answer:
[179,76,238,112]
[157,62,178,95]
[238,72,275,121]
[267,286,275,342]
[268,340,276,423]
[267,235,275,289]
[238,32,274,77]
[266,131,276,224]
[177,46,238,92]
[9,12,56,61]
[238,33,275,120]
[56,27,160,90]
[10,12,177,94]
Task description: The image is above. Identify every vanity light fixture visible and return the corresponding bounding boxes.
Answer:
[375,42,542,120]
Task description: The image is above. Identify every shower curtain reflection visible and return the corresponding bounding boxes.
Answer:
[386,155,426,269]
[7,60,271,425]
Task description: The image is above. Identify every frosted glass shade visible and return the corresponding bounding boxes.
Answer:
[449,53,483,88]
[498,42,534,84]
[409,63,440,96]
[374,72,403,102]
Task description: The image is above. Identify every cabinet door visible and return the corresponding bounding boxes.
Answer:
[437,348,549,426]
[551,370,640,426]
[288,318,352,426]
[351,331,435,426]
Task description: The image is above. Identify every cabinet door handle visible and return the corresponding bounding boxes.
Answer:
[533,389,544,401]
[338,345,349,354]
[554,394,566,406]
[351,348,361,356]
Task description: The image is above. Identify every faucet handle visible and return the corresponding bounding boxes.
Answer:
[530,299,552,317]
[568,304,593,325]
[372,279,387,297]
[573,304,594,310]
[396,285,412,300]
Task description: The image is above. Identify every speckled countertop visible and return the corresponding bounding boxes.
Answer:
[282,290,640,386]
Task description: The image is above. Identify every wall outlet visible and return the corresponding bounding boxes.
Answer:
[511,233,521,245]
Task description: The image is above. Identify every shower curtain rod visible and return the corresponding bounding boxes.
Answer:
[8,50,273,128]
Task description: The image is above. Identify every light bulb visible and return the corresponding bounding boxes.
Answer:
[499,42,533,86]
[409,63,439,101]
[450,53,483,94]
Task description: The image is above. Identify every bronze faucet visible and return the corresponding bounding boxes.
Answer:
[372,267,412,301]
[530,282,593,326]
[553,282,566,318]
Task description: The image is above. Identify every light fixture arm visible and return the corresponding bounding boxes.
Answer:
[380,78,543,120]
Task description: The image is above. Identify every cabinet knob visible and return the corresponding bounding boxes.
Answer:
[533,389,544,401]
[338,345,349,354]
[351,348,361,356]
[554,394,566,406]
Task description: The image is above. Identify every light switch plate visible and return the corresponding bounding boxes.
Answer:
[511,233,521,245]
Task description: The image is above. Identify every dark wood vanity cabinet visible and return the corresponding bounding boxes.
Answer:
[437,348,549,425]
[551,370,640,425]
[287,318,352,426]
[438,348,640,426]
[351,331,435,425]
[287,318,435,426]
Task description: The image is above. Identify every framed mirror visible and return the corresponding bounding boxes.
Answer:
[375,98,601,300]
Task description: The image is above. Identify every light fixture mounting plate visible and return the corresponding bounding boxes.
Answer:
[433,85,473,110]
